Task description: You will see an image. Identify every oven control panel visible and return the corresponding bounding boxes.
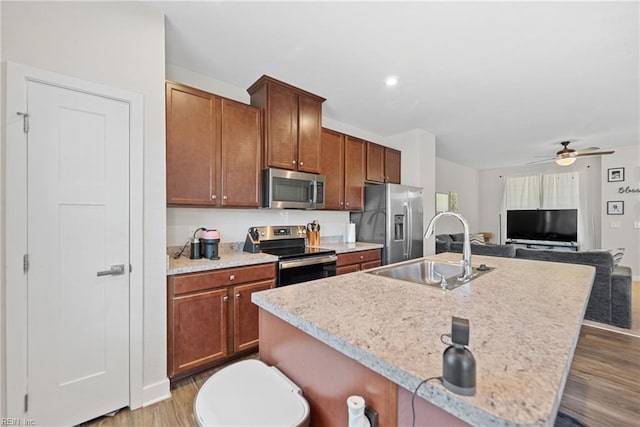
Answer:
[243,225,307,253]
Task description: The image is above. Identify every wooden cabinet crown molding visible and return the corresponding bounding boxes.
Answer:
[247,75,326,103]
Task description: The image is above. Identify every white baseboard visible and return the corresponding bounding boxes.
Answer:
[141,378,172,407]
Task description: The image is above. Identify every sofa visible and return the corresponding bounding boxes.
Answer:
[435,233,633,329]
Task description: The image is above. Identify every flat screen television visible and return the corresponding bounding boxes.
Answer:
[506,209,578,242]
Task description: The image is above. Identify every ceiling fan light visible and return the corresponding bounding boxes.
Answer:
[555,157,576,166]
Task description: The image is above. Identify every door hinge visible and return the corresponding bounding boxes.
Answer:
[129,264,132,273]
[24,393,28,412]
[23,254,29,273]
[17,112,29,133]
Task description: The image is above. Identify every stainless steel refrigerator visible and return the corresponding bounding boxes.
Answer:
[350,183,423,265]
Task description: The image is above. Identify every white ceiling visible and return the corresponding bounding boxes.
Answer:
[149,1,639,170]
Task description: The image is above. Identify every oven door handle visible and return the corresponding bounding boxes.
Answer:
[279,255,338,270]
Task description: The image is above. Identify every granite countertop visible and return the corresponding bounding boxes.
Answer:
[167,248,277,275]
[308,241,383,253]
[252,252,595,426]
[166,241,382,276]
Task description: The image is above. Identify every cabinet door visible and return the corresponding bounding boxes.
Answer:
[366,142,385,182]
[297,95,322,173]
[166,82,217,205]
[344,136,365,211]
[171,288,228,376]
[385,147,401,184]
[361,260,382,270]
[266,83,298,170]
[336,264,360,275]
[320,128,345,210]
[220,99,262,207]
[232,280,274,353]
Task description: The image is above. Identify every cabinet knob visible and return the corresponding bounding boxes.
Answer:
[211,195,217,200]
[223,195,228,200]
[360,255,364,260]
[235,293,240,298]
[223,296,228,302]
[340,201,344,206]
[346,202,349,206]
[299,161,304,166]
[292,160,297,165]
[229,274,235,281]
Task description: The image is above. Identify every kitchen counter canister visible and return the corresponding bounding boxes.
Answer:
[251,252,595,426]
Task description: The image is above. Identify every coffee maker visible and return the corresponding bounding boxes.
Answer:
[190,228,221,260]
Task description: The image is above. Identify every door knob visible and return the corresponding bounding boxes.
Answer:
[97,264,125,277]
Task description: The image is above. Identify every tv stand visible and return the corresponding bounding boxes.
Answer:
[506,239,578,251]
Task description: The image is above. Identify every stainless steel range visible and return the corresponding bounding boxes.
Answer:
[243,225,337,286]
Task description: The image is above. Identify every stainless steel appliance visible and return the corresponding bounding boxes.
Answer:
[243,225,336,286]
[350,183,423,265]
[262,168,325,209]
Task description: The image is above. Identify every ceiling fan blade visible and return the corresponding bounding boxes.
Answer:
[576,146,599,153]
[526,158,555,165]
[575,150,615,157]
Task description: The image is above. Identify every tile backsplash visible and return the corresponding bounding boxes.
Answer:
[167,207,351,246]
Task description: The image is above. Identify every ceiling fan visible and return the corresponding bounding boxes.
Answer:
[529,141,615,166]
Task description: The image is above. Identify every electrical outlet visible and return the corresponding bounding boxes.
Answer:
[610,221,621,229]
[634,221,640,229]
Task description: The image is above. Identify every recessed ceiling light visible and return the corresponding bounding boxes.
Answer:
[385,76,399,87]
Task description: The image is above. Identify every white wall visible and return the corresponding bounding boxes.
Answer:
[478,157,602,246]
[435,158,480,236]
[1,0,169,411]
[600,145,640,279]
[386,129,437,254]
[165,65,438,248]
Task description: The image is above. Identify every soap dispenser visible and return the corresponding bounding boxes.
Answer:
[442,316,476,396]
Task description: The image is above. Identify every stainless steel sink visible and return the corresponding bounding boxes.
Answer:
[367,259,494,290]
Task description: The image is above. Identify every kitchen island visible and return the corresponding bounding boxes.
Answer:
[252,252,595,426]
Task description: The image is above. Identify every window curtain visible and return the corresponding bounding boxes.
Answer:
[500,171,591,249]
[499,174,541,243]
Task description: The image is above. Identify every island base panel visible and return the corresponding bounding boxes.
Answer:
[259,310,397,426]
[397,386,469,426]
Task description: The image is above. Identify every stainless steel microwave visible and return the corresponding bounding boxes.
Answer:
[262,168,325,209]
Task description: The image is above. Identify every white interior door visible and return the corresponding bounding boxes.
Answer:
[26,80,130,425]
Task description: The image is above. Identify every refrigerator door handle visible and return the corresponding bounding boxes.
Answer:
[407,200,413,258]
[403,202,410,259]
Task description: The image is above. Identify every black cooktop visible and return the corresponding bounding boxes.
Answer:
[261,246,335,260]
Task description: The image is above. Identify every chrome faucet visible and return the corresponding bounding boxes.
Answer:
[424,212,473,280]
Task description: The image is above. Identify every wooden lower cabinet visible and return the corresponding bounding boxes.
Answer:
[336,249,382,275]
[233,281,273,353]
[168,263,276,380]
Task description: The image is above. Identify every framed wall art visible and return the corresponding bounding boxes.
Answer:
[607,167,625,182]
[607,200,624,215]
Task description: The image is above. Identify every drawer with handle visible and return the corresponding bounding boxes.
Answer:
[172,263,276,295]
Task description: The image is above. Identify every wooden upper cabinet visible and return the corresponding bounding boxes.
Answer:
[366,142,386,182]
[344,136,365,211]
[366,142,401,184]
[166,81,261,207]
[320,128,345,210]
[384,147,401,184]
[220,98,261,207]
[166,82,217,205]
[248,75,325,173]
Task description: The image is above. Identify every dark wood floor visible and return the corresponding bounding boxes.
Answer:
[558,325,640,426]
[84,282,640,426]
